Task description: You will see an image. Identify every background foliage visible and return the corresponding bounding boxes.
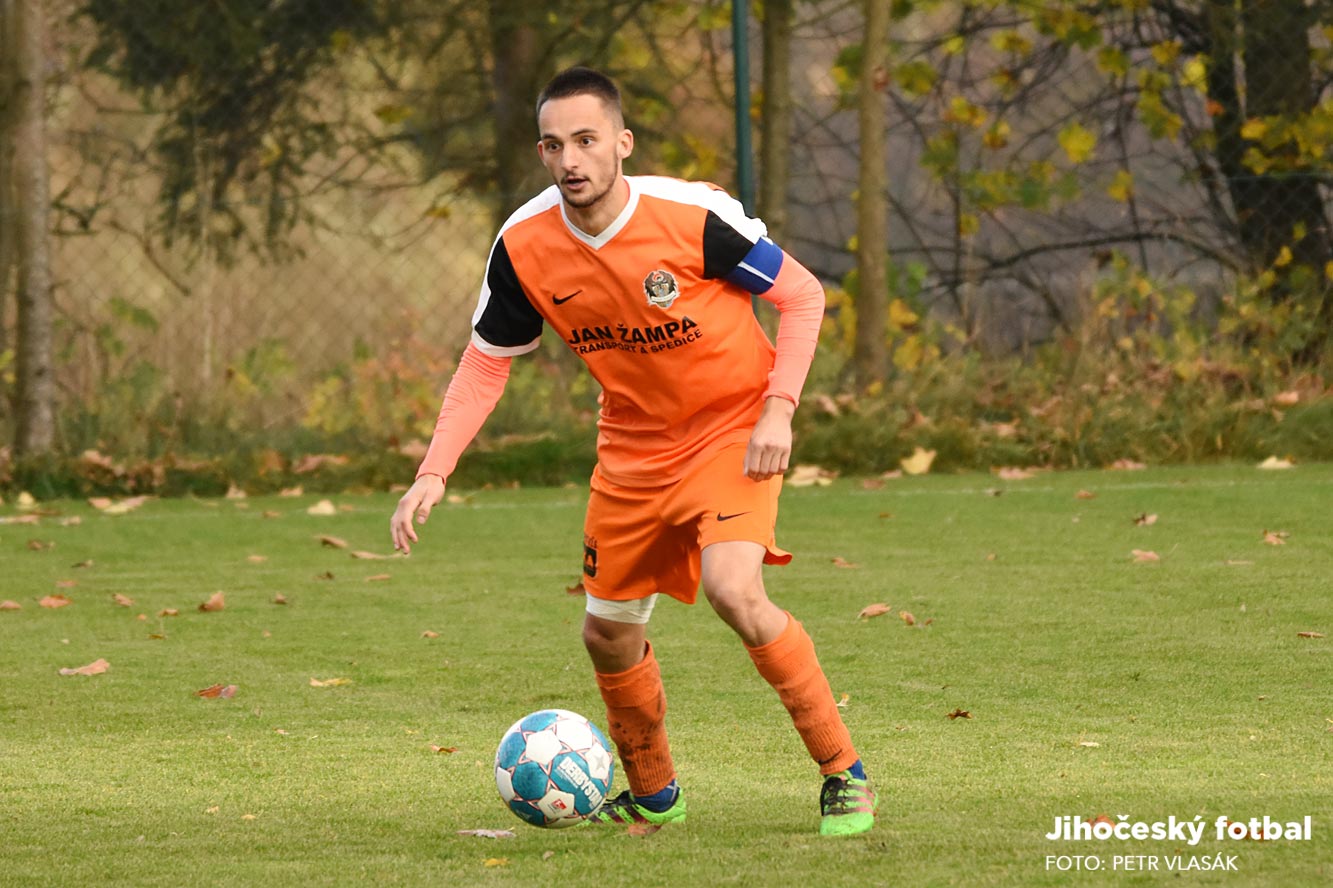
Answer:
[1,0,1330,492]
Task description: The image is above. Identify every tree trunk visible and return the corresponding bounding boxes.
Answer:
[758,0,792,246]
[489,2,548,228]
[1,0,18,395]
[11,0,55,455]
[853,0,889,389]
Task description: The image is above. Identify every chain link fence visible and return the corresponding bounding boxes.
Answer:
[4,0,1330,460]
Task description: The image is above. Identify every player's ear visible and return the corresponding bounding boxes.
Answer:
[618,129,634,160]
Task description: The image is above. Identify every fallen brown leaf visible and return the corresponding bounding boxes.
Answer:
[316,571,335,581]
[482,858,509,867]
[1133,513,1158,526]
[786,464,838,487]
[900,447,936,476]
[72,559,93,569]
[1131,549,1160,563]
[101,496,150,515]
[831,556,859,569]
[860,478,886,491]
[431,745,460,754]
[421,630,439,638]
[112,593,134,607]
[1262,530,1289,546]
[542,850,556,861]
[1256,456,1294,470]
[279,486,304,497]
[317,535,349,549]
[1075,489,1097,500]
[158,608,180,617]
[59,658,109,676]
[27,539,55,551]
[1107,459,1147,471]
[309,677,352,687]
[456,829,514,839]
[1,600,22,611]
[836,693,850,708]
[306,499,337,516]
[199,592,226,612]
[262,510,282,519]
[1296,631,1325,639]
[272,593,288,605]
[626,823,662,837]
[995,466,1036,480]
[350,550,389,560]
[565,581,586,595]
[857,603,891,620]
[0,514,41,525]
[899,610,916,626]
[365,574,391,582]
[55,579,78,589]
[196,684,238,699]
[947,708,972,720]
[246,554,268,564]
[39,594,72,609]
[294,454,349,474]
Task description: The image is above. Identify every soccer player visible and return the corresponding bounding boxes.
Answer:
[390,66,876,837]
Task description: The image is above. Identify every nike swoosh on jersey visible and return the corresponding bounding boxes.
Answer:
[552,289,583,305]
[716,511,751,521]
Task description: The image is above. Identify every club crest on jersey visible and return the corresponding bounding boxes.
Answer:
[643,269,680,310]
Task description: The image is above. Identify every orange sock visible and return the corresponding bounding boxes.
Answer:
[594,641,676,796]
[747,612,858,775]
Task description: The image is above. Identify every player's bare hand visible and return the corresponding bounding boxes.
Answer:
[391,474,446,554]
[745,397,796,481]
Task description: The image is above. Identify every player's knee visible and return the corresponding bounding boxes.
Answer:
[582,616,644,672]
[702,571,767,620]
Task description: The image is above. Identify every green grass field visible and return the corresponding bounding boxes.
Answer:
[2,465,1330,887]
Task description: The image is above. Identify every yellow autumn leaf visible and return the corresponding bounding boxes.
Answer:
[1273,246,1293,268]
[1106,169,1135,202]
[1181,56,1207,92]
[983,120,1011,149]
[1058,122,1097,163]
[888,298,919,329]
[1240,118,1267,141]
[1150,40,1181,67]
[900,447,936,476]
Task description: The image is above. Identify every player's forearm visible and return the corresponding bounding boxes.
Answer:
[758,252,826,406]
[416,342,512,481]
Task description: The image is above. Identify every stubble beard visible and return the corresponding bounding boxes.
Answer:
[560,159,620,210]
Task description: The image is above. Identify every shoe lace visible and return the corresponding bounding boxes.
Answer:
[820,775,855,815]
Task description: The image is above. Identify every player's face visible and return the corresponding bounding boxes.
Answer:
[536,94,633,212]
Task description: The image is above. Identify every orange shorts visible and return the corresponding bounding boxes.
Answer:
[581,439,792,605]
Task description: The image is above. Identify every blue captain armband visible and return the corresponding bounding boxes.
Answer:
[723,236,784,295]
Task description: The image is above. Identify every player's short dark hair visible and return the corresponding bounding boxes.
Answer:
[536,66,624,128]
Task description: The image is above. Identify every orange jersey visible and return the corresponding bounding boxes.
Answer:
[471,176,785,486]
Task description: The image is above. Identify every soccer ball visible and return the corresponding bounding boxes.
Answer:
[494,709,615,828]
